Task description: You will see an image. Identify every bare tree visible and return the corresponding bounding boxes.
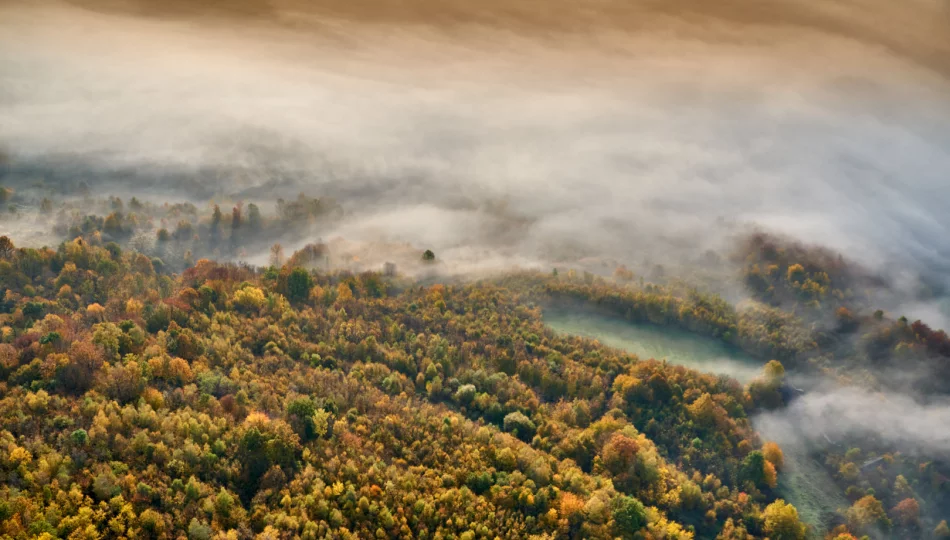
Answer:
[269,243,285,268]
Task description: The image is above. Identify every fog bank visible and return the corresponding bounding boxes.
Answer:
[1,0,949,317]
[755,386,950,456]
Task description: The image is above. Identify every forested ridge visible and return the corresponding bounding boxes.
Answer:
[0,232,807,539]
[0,190,948,539]
[506,260,950,539]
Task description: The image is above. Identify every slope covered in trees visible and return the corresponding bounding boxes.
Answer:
[500,262,950,538]
[0,233,807,539]
[1,191,948,539]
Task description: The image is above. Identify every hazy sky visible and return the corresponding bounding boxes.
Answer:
[2,0,949,306]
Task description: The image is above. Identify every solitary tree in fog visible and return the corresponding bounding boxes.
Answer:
[210,205,222,244]
[270,243,284,268]
[230,205,242,252]
[247,203,262,233]
[232,205,242,231]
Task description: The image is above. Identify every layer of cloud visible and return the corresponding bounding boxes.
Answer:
[1,0,949,303]
[755,386,950,456]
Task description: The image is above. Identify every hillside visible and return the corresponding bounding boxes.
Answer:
[0,234,807,539]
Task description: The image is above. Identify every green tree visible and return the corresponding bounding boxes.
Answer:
[454,384,476,405]
[247,203,262,232]
[237,414,300,497]
[286,397,326,442]
[187,518,213,540]
[611,496,646,537]
[210,204,222,241]
[740,451,767,489]
[287,267,312,302]
[503,411,536,441]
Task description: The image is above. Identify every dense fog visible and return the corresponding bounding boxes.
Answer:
[3,0,949,293]
[755,386,950,458]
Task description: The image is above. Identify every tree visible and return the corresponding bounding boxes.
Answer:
[688,393,724,427]
[601,433,638,477]
[454,384,476,405]
[59,341,104,393]
[101,360,146,403]
[786,264,806,284]
[215,488,236,518]
[174,220,194,241]
[422,249,435,262]
[334,282,353,306]
[762,500,806,540]
[231,205,242,231]
[740,451,767,489]
[233,286,266,311]
[503,411,536,441]
[846,495,891,533]
[763,460,778,489]
[103,212,124,236]
[17,248,43,279]
[70,429,88,446]
[717,518,753,539]
[836,306,858,332]
[93,468,120,500]
[210,204,222,243]
[138,509,166,536]
[270,243,284,268]
[287,243,327,269]
[247,203,262,232]
[611,496,646,538]
[762,442,785,470]
[237,413,301,497]
[0,235,13,258]
[749,361,785,409]
[286,397,325,442]
[230,205,242,251]
[287,268,312,302]
[889,498,919,528]
[187,518,213,540]
[763,359,785,382]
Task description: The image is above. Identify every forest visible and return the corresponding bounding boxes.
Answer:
[0,187,948,540]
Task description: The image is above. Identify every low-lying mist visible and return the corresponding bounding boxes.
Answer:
[755,386,950,458]
[1,0,949,318]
